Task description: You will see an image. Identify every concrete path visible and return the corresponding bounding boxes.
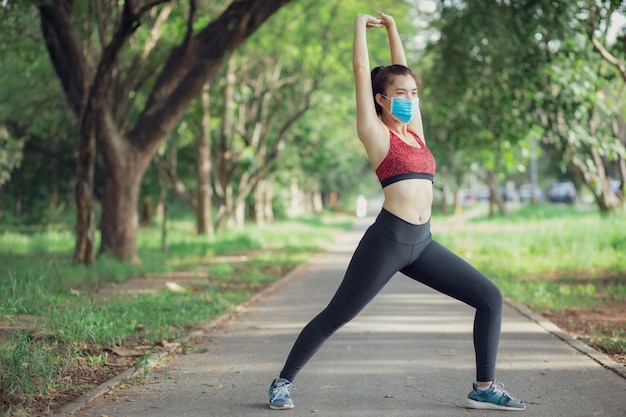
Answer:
[56,217,626,417]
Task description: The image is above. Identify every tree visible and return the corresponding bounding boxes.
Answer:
[37,0,293,263]
[422,0,573,216]
[420,0,626,214]
[534,35,624,212]
[527,1,625,212]
[209,0,343,230]
[583,0,626,206]
[150,0,411,230]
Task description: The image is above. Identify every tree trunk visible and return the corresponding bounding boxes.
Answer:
[14,191,22,217]
[140,195,153,225]
[570,148,622,214]
[74,128,96,264]
[196,86,214,236]
[253,178,275,225]
[235,199,245,231]
[329,191,338,210]
[264,180,274,222]
[254,180,266,227]
[213,55,236,229]
[288,177,303,217]
[99,162,144,261]
[486,170,508,217]
[216,184,235,231]
[312,182,323,214]
[97,110,153,260]
[158,166,168,252]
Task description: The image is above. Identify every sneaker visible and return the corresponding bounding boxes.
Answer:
[466,381,526,411]
[268,378,295,410]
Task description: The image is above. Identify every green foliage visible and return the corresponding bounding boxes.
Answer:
[423,1,575,177]
[148,0,419,221]
[0,127,24,187]
[418,0,625,213]
[0,1,78,219]
[269,0,414,198]
[0,0,623,256]
[532,31,625,193]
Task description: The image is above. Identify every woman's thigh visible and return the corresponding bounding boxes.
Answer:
[400,241,502,309]
[323,227,412,323]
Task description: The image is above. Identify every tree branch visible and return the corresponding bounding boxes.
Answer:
[131,0,294,150]
[585,1,626,83]
[136,0,172,15]
[38,0,88,118]
[113,4,173,126]
[153,154,197,209]
[589,36,626,82]
[184,0,198,44]
[89,0,169,162]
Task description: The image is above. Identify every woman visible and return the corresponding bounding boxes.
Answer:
[268,11,526,412]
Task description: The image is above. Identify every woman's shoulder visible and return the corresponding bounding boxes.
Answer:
[358,121,392,166]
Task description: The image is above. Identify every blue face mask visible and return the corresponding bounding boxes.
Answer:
[384,96,419,124]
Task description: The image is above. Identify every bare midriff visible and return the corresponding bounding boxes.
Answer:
[382,178,433,225]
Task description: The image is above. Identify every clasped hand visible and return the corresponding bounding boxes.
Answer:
[361,11,395,29]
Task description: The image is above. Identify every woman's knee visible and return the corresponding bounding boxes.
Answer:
[482,281,503,312]
[316,307,353,336]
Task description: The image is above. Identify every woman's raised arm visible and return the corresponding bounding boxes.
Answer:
[353,14,384,144]
[378,11,407,66]
[378,11,426,141]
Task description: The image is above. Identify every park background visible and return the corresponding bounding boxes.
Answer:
[0,0,625,415]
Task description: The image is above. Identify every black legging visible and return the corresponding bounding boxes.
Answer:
[279,208,502,383]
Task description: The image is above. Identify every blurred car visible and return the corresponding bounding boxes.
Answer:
[610,179,623,199]
[546,181,576,204]
[475,187,491,201]
[518,184,543,202]
[500,187,519,202]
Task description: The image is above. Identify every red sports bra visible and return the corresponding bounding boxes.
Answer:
[375,130,436,188]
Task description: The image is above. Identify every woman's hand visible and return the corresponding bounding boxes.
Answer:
[377,11,396,29]
[356,14,383,29]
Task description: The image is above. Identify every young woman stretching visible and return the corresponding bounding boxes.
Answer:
[268,11,526,412]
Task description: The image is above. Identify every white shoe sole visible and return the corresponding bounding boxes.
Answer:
[466,398,526,411]
[269,403,294,410]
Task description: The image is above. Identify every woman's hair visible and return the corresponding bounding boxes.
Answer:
[371,64,421,115]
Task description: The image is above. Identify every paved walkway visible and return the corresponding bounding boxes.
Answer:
[56,217,626,417]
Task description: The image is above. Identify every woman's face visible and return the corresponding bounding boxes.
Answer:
[376,74,418,111]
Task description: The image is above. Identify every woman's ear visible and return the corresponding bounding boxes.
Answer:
[375,93,386,109]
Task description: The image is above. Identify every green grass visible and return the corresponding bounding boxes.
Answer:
[0,212,353,413]
[1,203,625,414]
[436,203,626,362]
[439,204,626,312]
[0,332,58,399]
